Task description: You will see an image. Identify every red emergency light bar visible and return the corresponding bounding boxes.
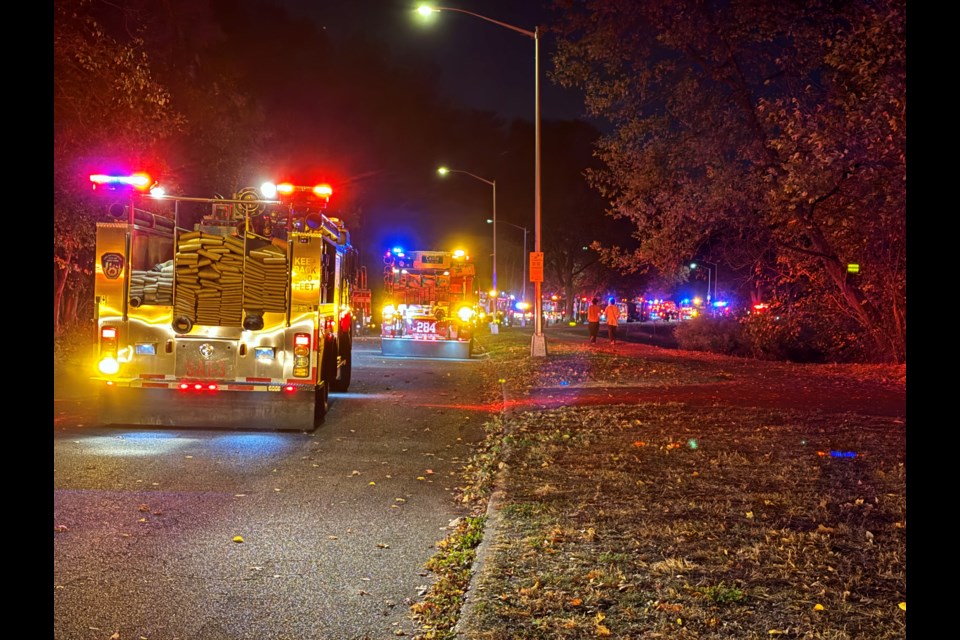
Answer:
[89,173,154,191]
[274,182,333,199]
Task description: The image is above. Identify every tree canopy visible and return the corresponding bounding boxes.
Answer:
[550,0,906,362]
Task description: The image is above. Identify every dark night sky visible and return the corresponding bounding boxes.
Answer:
[262,1,597,297]
[276,0,589,122]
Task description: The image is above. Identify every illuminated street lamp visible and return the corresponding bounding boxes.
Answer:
[418,4,546,357]
[438,166,498,333]
[689,262,712,302]
[690,259,718,303]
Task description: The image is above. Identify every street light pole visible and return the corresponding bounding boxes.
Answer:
[438,167,497,331]
[418,5,545,357]
[689,262,714,317]
[497,220,528,304]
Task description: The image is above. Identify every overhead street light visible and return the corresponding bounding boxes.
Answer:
[418,5,546,357]
[438,166,498,333]
[689,261,716,313]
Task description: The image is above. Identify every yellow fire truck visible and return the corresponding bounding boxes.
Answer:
[380,248,477,359]
[90,173,357,431]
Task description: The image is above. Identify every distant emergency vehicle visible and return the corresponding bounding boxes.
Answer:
[380,248,477,358]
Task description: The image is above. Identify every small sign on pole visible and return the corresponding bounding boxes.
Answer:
[529,252,544,283]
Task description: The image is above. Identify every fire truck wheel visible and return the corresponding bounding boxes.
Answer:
[331,335,352,392]
[313,381,328,428]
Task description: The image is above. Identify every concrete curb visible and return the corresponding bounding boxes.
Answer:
[451,378,515,638]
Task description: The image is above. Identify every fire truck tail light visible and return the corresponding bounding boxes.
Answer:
[292,333,311,378]
[177,382,220,392]
[98,357,120,375]
[99,326,119,374]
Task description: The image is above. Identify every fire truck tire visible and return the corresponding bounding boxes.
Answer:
[313,381,328,428]
[331,335,352,392]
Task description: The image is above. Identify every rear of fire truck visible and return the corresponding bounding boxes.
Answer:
[379,248,477,359]
[90,173,357,431]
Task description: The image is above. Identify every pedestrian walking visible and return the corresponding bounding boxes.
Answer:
[586,297,602,343]
[604,298,621,344]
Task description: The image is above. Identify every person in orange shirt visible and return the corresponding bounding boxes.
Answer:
[604,298,621,345]
[586,297,602,343]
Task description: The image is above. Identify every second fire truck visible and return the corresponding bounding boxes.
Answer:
[380,248,477,358]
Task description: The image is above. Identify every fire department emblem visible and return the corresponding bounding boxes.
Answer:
[101,253,124,280]
[199,343,215,359]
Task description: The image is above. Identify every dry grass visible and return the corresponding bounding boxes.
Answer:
[413,330,906,640]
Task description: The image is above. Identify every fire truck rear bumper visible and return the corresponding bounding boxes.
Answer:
[380,337,472,359]
[97,384,319,431]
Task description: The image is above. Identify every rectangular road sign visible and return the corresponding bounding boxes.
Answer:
[529,252,544,282]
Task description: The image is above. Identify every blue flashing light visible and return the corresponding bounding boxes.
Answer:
[391,246,404,255]
[830,450,858,458]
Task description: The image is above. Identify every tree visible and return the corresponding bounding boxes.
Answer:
[549,0,905,362]
[54,0,185,335]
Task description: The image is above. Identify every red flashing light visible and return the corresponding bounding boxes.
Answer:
[273,182,333,202]
[283,384,296,392]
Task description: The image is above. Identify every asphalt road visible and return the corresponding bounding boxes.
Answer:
[53,336,490,640]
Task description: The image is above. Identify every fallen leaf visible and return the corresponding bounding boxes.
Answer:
[328,535,338,540]
[569,597,583,607]
[369,481,376,486]
[746,511,754,519]
[898,602,906,611]
[814,603,825,611]
[417,476,425,481]
[377,543,390,548]
[232,535,244,543]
